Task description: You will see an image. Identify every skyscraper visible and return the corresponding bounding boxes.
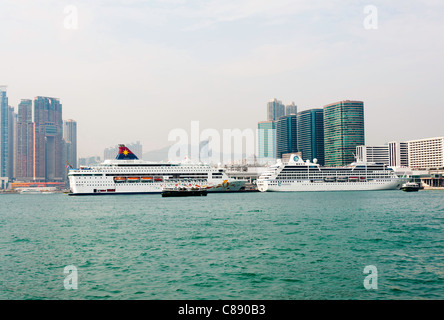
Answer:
[0,86,13,178]
[276,115,297,159]
[267,98,285,121]
[285,102,298,116]
[323,100,365,166]
[33,96,64,181]
[16,99,34,180]
[12,112,17,178]
[258,121,276,162]
[63,119,77,168]
[297,109,325,165]
[7,105,15,178]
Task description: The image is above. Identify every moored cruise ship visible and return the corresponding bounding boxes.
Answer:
[68,145,246,195]
[256,154,406,192]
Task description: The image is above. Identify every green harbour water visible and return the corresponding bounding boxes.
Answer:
[1,190,443,300]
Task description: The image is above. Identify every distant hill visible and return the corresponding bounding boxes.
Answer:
[142,144,256,164]
[142,145,172,162]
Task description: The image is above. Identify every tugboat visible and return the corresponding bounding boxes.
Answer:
[161,186,208,197]
[401,182,420,192]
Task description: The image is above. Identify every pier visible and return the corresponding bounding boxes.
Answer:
[223,165,268,191]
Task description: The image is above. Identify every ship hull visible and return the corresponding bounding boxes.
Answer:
[69,178,245,195]
[257,179,404,192]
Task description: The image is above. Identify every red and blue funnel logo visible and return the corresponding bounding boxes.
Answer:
[116,144,139,160]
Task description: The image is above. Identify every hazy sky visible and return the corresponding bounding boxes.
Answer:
[1,0,443,158]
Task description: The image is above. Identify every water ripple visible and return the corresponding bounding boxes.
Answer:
[0,191,443,299]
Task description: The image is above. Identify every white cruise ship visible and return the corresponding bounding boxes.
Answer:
[256,154,406,192]
[68,145,246,195]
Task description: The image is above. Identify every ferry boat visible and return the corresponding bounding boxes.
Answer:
[401,182,420,192]
[68,144,246,195]
[256,154,406,192]
[161,187,208,197]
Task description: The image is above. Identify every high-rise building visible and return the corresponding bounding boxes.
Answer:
[104,146,117,160]
[356,145,389,164]
[7,105,14,178]
[63,119,77,168]
[12,112,17,178]
[276,115,297,159]
[297,109,325,165]
[0,86,9,177]
[0,86,15,179]
[16,99,34,180]
[285,102,297,116]
[388,141,409,167]
[267,98,285,121]
[407,137,444,170]
[323,100,365,166]
[33,96,64,181]
[258,121,276,162]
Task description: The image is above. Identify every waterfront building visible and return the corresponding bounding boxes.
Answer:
[267,98,285,121]
[63,119,77,168]
[356,145,389,164]
[0,177,8,189]
[0,86,11,178]
[285,102,298,116]
[388,141,409,167]
[0,87,15,179]
[33,96,64,181]
[276,115,297,159]
[297,108,325,165]
[8,105,15,178]
[257,120,276,162]
[12,112,17,178]
[407,136,444,170]
[15,100,34,180]
[323,100,365,166]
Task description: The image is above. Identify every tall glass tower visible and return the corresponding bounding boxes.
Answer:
[285,102,298,116]
[297,109,324,165]
[276,115,297,159]
[267,98,285,121]
[258,120,276,162]
[0,86,10,178]
[16,99,34,180]
[63,119,77,168]
[323,100,364,166]
[33,96,63,181]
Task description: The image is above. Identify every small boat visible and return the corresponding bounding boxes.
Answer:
[401,182,420,192]
[161,187,208,197]
[19,189,43,194]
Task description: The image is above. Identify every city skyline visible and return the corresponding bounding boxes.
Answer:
[1,1,443,158]
[0,89,77,183]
